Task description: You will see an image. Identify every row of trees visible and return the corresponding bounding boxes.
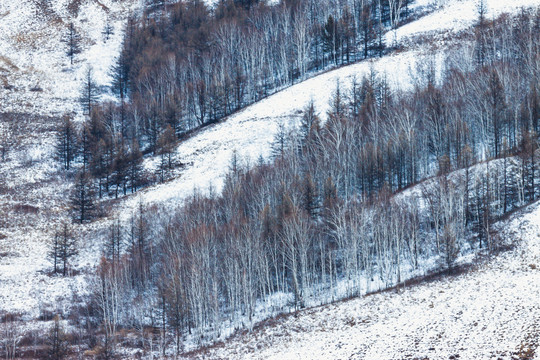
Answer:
[87,8,540,355]
[96,0,412,156]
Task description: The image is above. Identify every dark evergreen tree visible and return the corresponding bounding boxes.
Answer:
[56,114,78,171]
[80,67,100,115]
[102,16,114,41]
[49,231,60,275]
[58,222,78,276]
[303,172,318,218]
[486,70,507,158]
[360,4,374,59]
[80,123,92,172]
[71,170,96,223]
[106,218,122,268]
[64,22,81,65]
[111,49,130,136]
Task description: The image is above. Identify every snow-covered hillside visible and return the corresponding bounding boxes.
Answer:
[392,0,540,44]
[0,0,142,117]
[120,49,434,212]
[120,0,540,211]
[196,200,540,360]
[0,0,539,351]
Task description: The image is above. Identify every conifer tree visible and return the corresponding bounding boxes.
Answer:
[49,223,78,276]
[72,170,96,223]
[80,67,99,115]
[64,22,81,65]
[58,222,78,276]
[56,115,78,171]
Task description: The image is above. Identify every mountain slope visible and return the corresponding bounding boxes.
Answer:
[0,0,539,354]
[0,0,140,116]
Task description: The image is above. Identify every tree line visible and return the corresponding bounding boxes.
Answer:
[57,0,416,222]
[85,0,412,160]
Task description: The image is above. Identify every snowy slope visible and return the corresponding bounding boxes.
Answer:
[121,49,433,213]
[191,200,540,359]
[390,0,540,45]
[0,0,538,334]
[0,0,142,319]
[120,0,540,212]
[0,0,141,116]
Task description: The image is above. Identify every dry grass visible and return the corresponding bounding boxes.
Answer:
[94,0,110,13]
[0,55,19,72]
[515,330,538,360]
[0,75,12,89]
[12,31,50,50]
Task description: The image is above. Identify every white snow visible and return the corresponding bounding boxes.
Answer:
[388,0,540,45]
[0,0,141,117]
[0,0,142,319]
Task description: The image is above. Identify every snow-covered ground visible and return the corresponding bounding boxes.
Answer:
[0,0,142,117]
[0,0,142,319]
[191,200,540,360]
[390,0,540,45]
[0,0,538,345]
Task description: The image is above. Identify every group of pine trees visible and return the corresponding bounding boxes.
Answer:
[55,108,152,223]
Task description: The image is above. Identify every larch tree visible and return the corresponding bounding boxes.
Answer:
[71,169,96,224]
[49,230,60,275]
[56,114,78,171]
[64,22,81,65]
[53,222,78,277]
[80,67,100,115]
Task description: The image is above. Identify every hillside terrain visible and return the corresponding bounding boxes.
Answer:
[0,0,539,357]
[0,0,140,320]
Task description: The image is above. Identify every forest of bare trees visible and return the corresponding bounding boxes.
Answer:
[72,6,540,355]
[3,0,540,358]
[54,0,414,201]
